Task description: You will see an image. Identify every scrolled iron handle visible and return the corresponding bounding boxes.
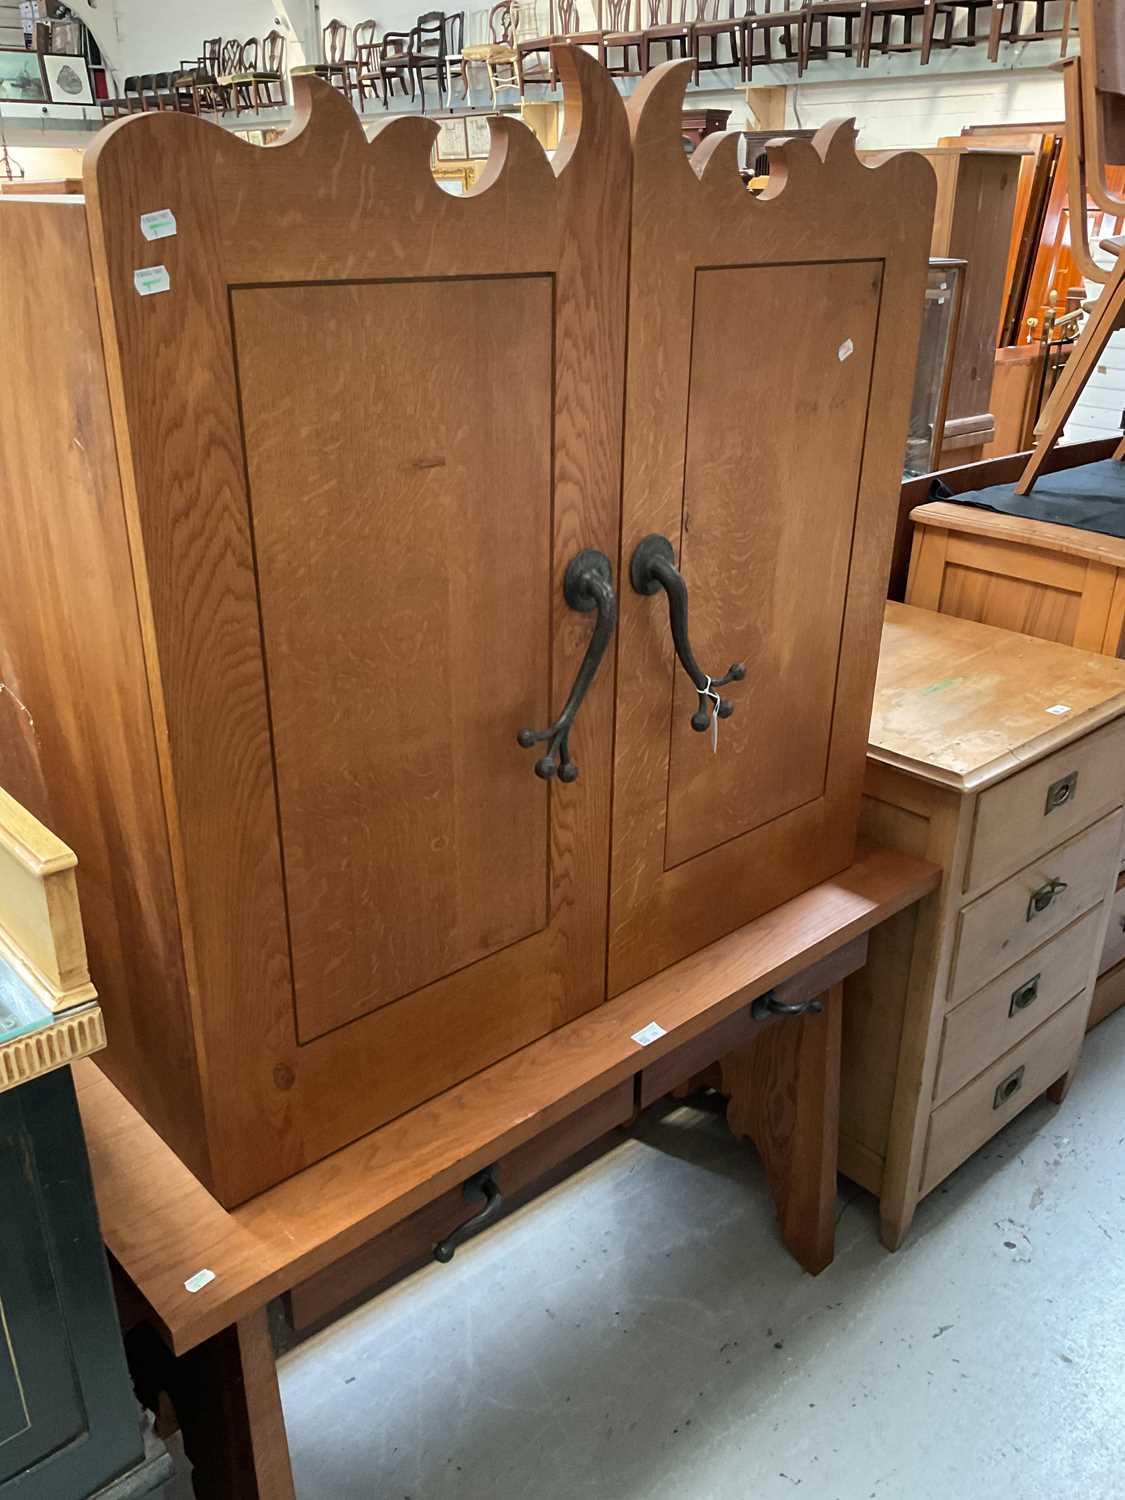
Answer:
[517,549,616,782]
[750,991,824,1021]
[629,534,745,733]
[433,1165,503,1264]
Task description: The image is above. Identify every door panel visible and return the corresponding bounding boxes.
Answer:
[86,51,630,1202]
[235,278,553,1040]
[666,261,881,868]
[610,66,935,995]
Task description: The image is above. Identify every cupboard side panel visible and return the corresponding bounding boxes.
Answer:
[0,200,209,1184]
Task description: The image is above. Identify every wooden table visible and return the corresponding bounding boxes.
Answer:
[78,846,937,1500]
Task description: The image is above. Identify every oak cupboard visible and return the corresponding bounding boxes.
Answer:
[0,51,934,1205]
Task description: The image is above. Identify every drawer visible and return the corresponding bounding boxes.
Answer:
[950,810,1122,1006]
[921,991,1087,1197]
[966,714,1125,894]
[1098,872,1125,977]
[935,908,1100,1104]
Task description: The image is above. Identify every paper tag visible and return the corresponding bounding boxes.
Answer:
[184,1268,216,1294]
[838,338,855,362]
[1045,704,1071,716]
[631,1021,666,1047]
[134,265,171,297]
[140,208,177,240]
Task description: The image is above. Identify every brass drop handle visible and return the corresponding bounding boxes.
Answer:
[1026,877,1067,922]
[517,550,616,783]
[629,534,745,734]
[993,1066,1025,1111]
[1009,974,1040,1016]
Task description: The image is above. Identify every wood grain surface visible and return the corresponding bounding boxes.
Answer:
[81,49,630,1203]
[608,61,936,995]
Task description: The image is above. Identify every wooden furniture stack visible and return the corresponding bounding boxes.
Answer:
[0,51,934,1210]
[842,603,1125,1249]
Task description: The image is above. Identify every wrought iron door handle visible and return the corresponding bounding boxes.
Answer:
[629,534,745,733]
[433,1165,503,1263]
[517,549,616,782]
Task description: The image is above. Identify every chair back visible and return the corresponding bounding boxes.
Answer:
[353,18,379,50]
[606,0,635,27]
[413,11,447,55]
[488,1,516,42]
[445,10,466,50]
[202,37,222,72]
[262,29,286,72]
[220,39,243,74]
[645,0,688,26]
[557,0,587,35]
[323,17,349,63]
[241,37,260,70]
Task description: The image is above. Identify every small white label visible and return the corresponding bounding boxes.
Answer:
[134,265,171,297]
[184,1268,216,1294]
[140,208,177,241]
[1045,703,1072,716]
[631,1021,666,1047]
[837,338,855,362]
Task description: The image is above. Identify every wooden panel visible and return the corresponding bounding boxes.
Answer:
[935,908,1100,1103]
[234,277,552,1039]
[1097,870,1125,974]
[83,53,630,1204]
[76,845,939,1355]
[937,562,1080,643]
[289,1081,633,1328]
[921,992,1086,1196]
[0,198,208,1183]
[868,603,1125,793]
[950,810,1122,1005]
[609,64,935,994]
[968,715,1125,893]
[664,259,881,867]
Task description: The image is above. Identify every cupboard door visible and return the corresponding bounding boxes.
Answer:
[86,54,629,1203]
[609,66,935,994]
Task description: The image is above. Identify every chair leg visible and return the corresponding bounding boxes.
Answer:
[988,0,1005,60]
[921,0,937,63]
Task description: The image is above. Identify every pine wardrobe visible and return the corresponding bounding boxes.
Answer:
[0,52,934,1205]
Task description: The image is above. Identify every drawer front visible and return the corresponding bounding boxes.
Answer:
[951,810,1122,1006]
[922,992,1087,1196]
[1098,874,1125,977]
[967,715,1125,895]
[936,909,1100,1104]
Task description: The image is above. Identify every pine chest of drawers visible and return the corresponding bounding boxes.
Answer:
[841,603,1125,1248]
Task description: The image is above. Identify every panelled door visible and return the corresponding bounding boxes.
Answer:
[87,52,630,1202]
[608,65,935,995]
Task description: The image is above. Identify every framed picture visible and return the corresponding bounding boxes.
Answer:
[42,53,93,106]
[466,115,493,160]
[0,48,46,104]
[435,117,468,162]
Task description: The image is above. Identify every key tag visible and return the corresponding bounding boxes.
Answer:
[702,676,722,754]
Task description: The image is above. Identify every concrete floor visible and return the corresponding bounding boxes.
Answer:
[166,1007,1125,1499]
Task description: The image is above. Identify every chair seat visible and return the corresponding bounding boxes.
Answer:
[646,22,691,36]
[463,42,516,59]
[605,29,643,43]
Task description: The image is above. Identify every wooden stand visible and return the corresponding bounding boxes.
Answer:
[80,848,936,1498]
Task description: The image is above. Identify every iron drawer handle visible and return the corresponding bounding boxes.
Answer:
[517,549,616,782]
[993,1066,1025,1111]
[1026,878,1068,921]
[629,534,745,734]
[1044,771,1078,814]
[750,990,824,1021]
[1009,974,1040,1016]
[433,1165,503,1263]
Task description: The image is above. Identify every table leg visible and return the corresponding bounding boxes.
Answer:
[156,1307,294,1500]
[720,983,843,1274]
